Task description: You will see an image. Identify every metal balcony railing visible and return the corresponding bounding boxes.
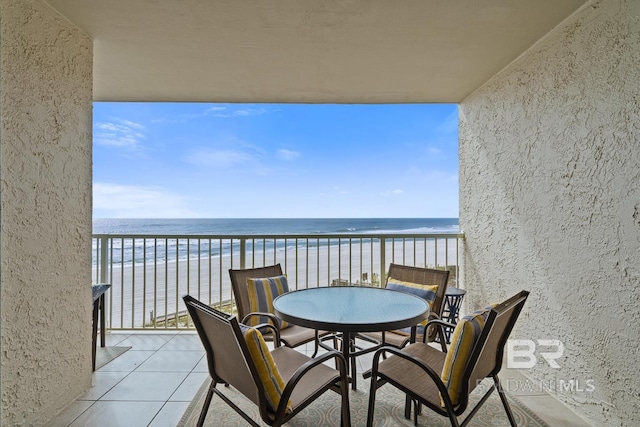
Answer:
[92,232,464,330]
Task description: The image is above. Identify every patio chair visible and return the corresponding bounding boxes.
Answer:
[183,295,351,427]
[229,264,332,355]
[359,264,450,350]
[366,290,529,427]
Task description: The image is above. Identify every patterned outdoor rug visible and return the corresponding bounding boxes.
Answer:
[95,346,131,370]
[178,378,549,426]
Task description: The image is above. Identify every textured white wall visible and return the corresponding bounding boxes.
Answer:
[0,0,93,425]
[459,0,639,425]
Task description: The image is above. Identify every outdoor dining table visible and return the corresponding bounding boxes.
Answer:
[92,283,111,371]
[273,286,429,390]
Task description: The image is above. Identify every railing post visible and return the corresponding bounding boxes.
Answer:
[379,237,386,287]
[240,238,246,269]
[99,236,108,284]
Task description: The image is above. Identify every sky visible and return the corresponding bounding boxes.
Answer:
[93,103,459,218]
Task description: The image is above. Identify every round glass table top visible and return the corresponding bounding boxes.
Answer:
[273,286,429,333]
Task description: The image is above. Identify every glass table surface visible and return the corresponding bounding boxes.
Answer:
[273,286,429,333]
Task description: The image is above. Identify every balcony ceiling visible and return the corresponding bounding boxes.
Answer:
[46,0,586,103]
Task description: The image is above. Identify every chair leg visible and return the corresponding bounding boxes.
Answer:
[197,380,216,427]
[340,375,352,427]
[404,395,412,420]
[494,375,518,427]
[366,377,378,427]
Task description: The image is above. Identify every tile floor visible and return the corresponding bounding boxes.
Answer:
[46,331,591,426]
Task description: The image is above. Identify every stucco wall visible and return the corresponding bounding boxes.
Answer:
[0,0,93,425]
[459,0,639,425]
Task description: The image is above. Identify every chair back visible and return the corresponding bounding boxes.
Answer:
[183,295,261,406]
[462,291,529,408]
[386,263,450,319]
[229,264,283,320]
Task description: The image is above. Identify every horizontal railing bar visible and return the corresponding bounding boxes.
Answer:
[93,233,464,239]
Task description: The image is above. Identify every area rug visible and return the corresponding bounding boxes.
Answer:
[95,346,131,370]
[178,378,549,426]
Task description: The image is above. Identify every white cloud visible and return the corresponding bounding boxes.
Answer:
[381,189,404,196]
[276,149,301,161]
[94,119,145,150]
[184,148,259,169]
[151,105,271,123]
[437,109,459,134]
[210,107,269,118]
[93,183,198,218]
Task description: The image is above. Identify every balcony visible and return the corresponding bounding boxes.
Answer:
[39,231,589,425]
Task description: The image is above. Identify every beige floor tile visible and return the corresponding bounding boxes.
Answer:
[116,334,176,351]
[518,394,593,426]
[68,401,164,427]
[79,371,131,400]
[104,333,132,346]
[101,371,188,401]
[149,401,191,427]
[160,334,205,351]
[193,355,209,373]
[44,401,94,427]
[97,350,155,372]
[136,350,204,372]
[169,372,210,402]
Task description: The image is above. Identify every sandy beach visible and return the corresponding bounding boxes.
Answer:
[95,237,462,328]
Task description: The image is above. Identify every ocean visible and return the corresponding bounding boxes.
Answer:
[92,218,460,267]
[93,218,459,236]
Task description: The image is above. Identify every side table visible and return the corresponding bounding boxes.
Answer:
[92,283,111,371]
[441,287,466,343]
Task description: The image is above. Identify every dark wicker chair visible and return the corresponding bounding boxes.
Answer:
[183,295,351,427]
[366,290,530,427]
[229,264,332,355]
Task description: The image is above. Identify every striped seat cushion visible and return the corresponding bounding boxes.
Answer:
[440,306,492,405]
[246,275,290,329]
[386,280,438,335]
[240,324,292,414]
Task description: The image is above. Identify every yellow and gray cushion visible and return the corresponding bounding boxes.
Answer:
[386,280,438,335]
[246,275,290,329]
[440,307,491,405]
[240,324,292,414]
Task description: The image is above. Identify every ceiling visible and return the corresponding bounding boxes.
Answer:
[45,0,587,103]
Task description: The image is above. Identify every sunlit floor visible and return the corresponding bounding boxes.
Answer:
[45,331,590,427]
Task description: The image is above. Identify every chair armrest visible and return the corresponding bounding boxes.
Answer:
[254,322,282,347]
[425,318,456,329]
[276,350,349,416]
[369,345,457,411]
[423,318,456,351]
[241,312,282,347]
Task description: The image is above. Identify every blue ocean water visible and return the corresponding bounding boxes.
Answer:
[93,218,459,235]
[92,218,459,266]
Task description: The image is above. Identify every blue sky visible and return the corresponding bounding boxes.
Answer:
[93,103,458,218]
